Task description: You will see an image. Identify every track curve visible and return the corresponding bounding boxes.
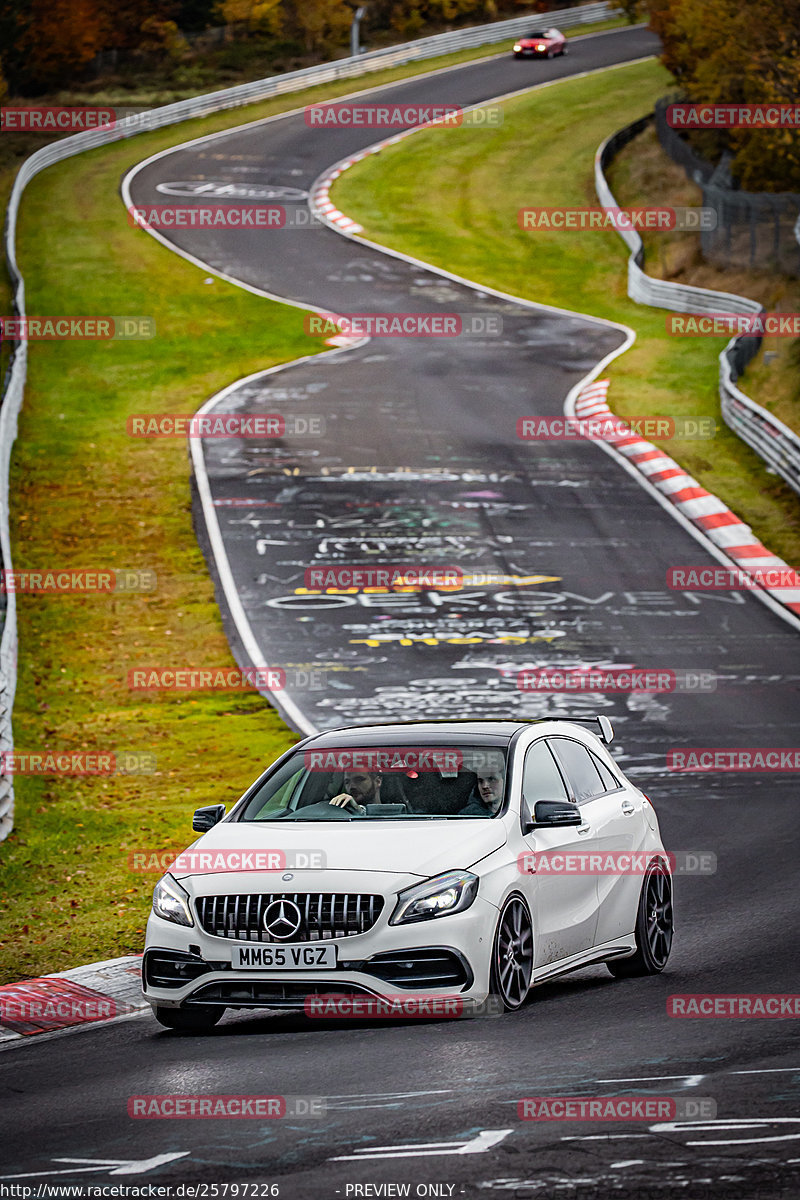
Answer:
[3,25,798,1200]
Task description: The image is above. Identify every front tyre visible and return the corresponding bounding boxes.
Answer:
[608,861,673,978]
[490,896,534,1010]
[153,1004,224,1032]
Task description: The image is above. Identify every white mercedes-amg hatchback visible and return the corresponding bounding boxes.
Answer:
[143,717,673,1031]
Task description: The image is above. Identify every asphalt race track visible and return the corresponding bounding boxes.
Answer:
[3,24,800,1200]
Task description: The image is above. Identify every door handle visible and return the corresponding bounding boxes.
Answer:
[577,824,592,835]
[621,800,635,815]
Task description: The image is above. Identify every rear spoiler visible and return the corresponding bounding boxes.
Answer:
[531,715,614,744]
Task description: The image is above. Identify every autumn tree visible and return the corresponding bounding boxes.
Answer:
[608,0,643,22]
[214,0,283,33]
[389,0,498,29]
[647,0,800,191]
[0,0,193,91]
[284,0,351,52]
[5,0,105,92]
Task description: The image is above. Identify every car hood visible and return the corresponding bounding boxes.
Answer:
[173,818,507,880]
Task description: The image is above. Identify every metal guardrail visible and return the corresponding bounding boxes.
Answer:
[595,116,800,498]
[0,2,615,841]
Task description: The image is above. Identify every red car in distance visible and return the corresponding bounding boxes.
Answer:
[513,28,567,59]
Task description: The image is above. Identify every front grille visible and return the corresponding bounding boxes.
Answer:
[195,893,385,942]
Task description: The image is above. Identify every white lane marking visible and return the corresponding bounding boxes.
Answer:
[731,1068,800,1074]
[596,1075,706,1088]
[326,1104,411,1111]
[562,1135,650,1142]
[651,1117,800,1146]
[326,1089,452,1099]
[188,355,369,736]
[325,1089,454,1111]
[610,1160,645,1168]
[0,1153,190,1179]
[330,1129,512,1160]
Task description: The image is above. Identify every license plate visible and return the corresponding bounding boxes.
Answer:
[232,943,337,970]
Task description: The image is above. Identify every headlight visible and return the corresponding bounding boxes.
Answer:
[390,870,479,926]
[513,43,522,51]
[152,874,194,927]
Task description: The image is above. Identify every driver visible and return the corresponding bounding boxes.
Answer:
[459,758,505,816]
[329,768,383,815]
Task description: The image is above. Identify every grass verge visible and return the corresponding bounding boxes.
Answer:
[333,58,800,567]
[0,144,318,983]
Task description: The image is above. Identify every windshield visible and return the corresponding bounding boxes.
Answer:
[238,745,508,821]
[525,30,550,38]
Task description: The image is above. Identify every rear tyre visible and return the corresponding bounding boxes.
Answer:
[154,1005,224,1032]
[490,896,534,1011]
[607,861,673,978]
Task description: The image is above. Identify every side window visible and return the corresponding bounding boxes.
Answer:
[252,768,306,816]
[550,738,605,804]
[591,752,621,793]
[522,740,569,810]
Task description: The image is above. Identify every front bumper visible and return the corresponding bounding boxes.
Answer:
[143,893,498,1011]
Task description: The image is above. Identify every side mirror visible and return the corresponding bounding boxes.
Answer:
[597,715,614,744]
[193,803,226,832]
[528,799,582,828]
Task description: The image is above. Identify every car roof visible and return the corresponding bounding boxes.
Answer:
[304,721,522,747]
[301,719,606,749]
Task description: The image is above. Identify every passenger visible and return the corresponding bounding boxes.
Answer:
[459,760,505,816]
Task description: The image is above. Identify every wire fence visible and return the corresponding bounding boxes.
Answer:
[654,97,800,278]
[596,115,800,501]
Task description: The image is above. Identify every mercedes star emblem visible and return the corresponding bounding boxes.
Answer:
[263,898,302,940]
